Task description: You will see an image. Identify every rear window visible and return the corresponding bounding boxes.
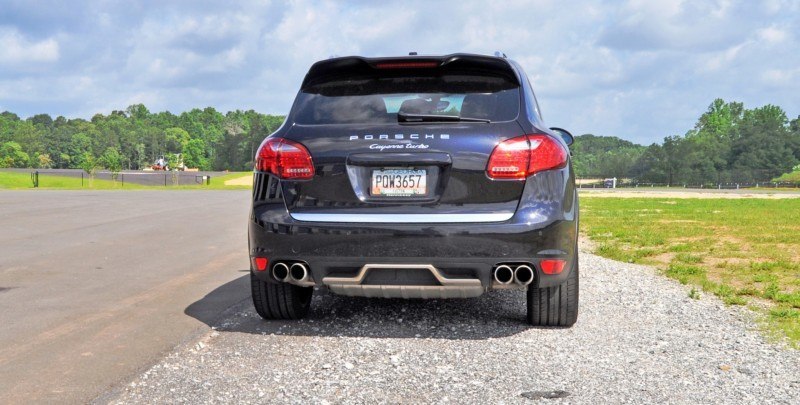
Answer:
[293,75,519,125]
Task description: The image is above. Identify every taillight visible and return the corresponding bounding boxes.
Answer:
[486,134,567,180]
[255,138,315,180]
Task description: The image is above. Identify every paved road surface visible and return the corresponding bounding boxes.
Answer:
[0,190,251,404]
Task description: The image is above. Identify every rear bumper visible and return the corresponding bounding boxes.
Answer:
[249,198,577,291]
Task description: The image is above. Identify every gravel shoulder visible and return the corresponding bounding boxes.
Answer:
[108,247,799,404]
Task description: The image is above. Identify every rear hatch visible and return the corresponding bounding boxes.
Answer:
[280,55,527,222]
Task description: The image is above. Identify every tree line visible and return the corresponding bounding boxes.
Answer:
[0,104,285,172]
[572,99,800,184]
[2,99,799,183]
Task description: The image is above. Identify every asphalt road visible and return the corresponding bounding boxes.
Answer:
[0,190,251,404]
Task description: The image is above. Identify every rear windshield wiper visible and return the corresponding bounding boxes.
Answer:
[397,112,490,123]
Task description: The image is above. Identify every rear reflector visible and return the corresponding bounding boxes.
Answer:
[254,257,269,272]
[486,134,567,180]
[375,61,439,69]
[255,138,315,180]
[540,259,566,275]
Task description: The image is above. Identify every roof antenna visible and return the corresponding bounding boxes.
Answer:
[493,51,507,58]
[409,51,418,56]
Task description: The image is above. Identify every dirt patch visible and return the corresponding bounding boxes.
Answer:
[715,235,754,253]
[223,174,253,186]
[705,266,757,290]
[578,233,598,252]
[771,243,800,263]
[704,257,755,268]
[658,219,699,224]
[672,236,707,242]
[648,252,676,266]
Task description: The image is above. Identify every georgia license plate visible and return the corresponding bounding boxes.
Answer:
[371,169,427,196]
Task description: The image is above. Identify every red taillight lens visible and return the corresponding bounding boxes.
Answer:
[486,134,567,180]
[253,257,269,272]
[540,259,566,275]
[527,135,568,174]
[255,138,315,180]
[486,135,530,179]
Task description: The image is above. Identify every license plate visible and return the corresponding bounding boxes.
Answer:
[371,169,426,196]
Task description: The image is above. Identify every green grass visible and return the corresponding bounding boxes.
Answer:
[582,197,800,346]
[0,171,252,190]
[0,171,144,189]
[773,170,800,183]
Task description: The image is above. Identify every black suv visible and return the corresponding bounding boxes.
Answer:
[249,53,579,326]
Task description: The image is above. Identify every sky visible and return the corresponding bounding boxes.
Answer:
[0,0,799,145]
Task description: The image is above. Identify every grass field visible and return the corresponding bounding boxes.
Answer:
[774,170,800,183]
[581,197,800,345]
[0,171,252,190]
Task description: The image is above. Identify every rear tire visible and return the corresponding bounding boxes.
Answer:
[526,258,579,327]
[251,272,313,320]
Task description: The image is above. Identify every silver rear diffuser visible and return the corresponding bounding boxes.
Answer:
[322,264,484,299]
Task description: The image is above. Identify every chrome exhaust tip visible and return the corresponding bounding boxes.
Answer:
[272,262,290,282]
[514,265,534,286]
[289,263,308,282]
[494,265,514,285]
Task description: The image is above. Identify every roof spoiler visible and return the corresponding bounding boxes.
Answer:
[300,53,520,90]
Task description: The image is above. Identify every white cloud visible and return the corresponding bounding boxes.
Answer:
[0,28,59,65]
[761,68,800,86]
[757,26,788,43]
[701,41,750,72]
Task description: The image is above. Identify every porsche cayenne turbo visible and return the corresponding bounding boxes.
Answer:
[248,53,579,326]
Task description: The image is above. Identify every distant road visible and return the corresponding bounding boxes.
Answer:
[0,190,251,404]
[579,188,800,198]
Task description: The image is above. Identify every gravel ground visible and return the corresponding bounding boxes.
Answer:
[108,249,799,404]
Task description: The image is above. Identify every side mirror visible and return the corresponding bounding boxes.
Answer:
[549,127,574,146]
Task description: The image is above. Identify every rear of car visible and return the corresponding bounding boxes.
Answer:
[249,53,579,326]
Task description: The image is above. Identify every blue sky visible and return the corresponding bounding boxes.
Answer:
[1,0,798,144]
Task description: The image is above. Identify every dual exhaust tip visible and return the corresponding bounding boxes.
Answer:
[494,264,534,287]
[272,262,310,284]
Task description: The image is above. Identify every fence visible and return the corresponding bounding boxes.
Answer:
[9,169,222,188]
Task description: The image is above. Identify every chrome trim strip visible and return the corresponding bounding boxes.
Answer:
[290,212,513,223]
